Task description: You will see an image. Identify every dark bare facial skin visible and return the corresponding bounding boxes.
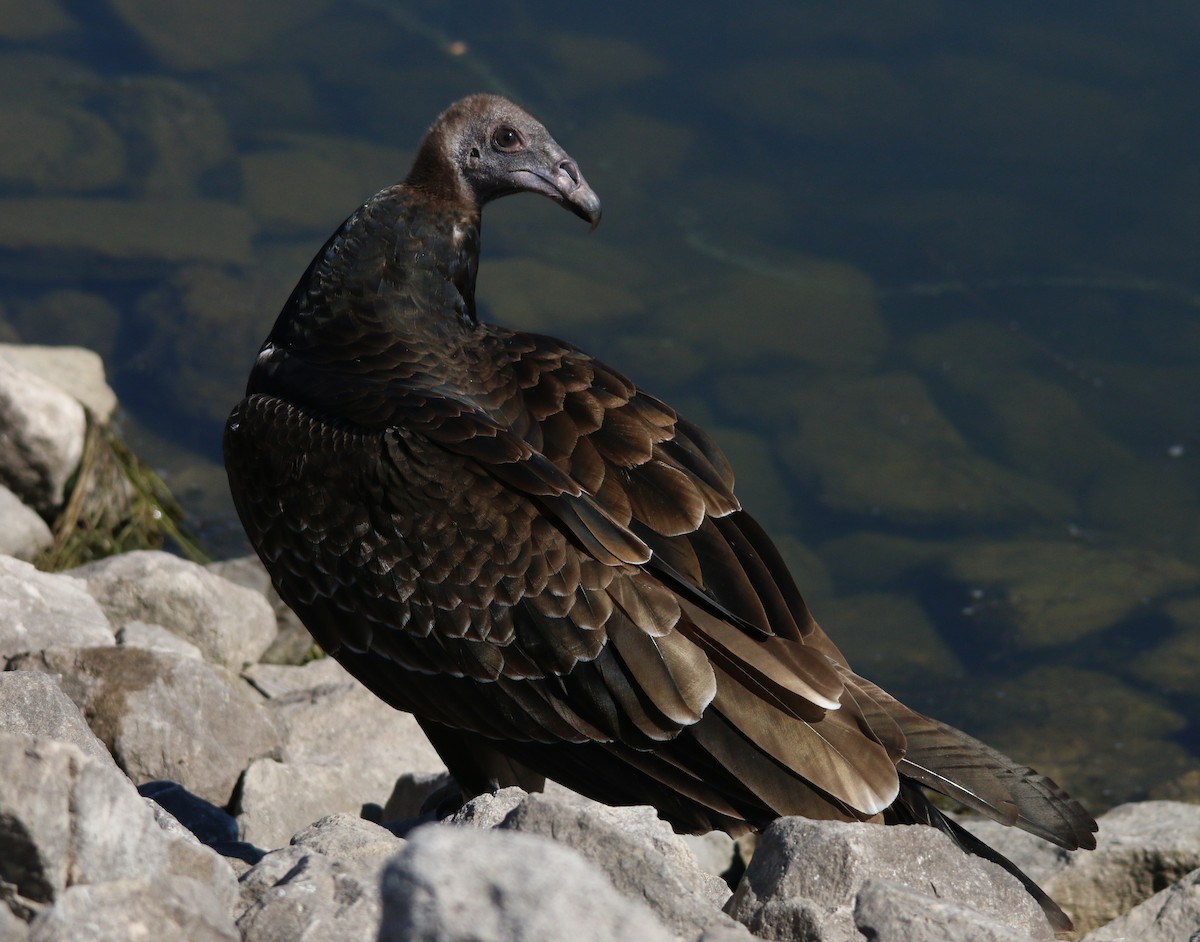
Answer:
[411,94,601,228]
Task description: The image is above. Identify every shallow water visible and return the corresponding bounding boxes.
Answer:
[2,0,1198,812]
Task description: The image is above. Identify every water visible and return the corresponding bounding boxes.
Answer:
[2,0,1198,812]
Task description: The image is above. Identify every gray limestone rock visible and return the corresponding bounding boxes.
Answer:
[854,878,1038,942]
[9,645,283,805]
[25,876,238,942]
[139,780,239,846]
[143,796,240,913]
[0,903,28,941]
[382,769,456,823]
[681,830,740,882]
[235,671,444,847]
[209,555,314,665]
[289,812,406,865]
[449,786,531,831]
[0,485,52,560]
[241,655,352,699]
[0,343,118,422]
[1082,866,1200,942]
[0,670,114,768]
[115,620,203,659]
[236,848,384,942]
[497,790,745,939]
[1043,800,1200,935]
[0,555,113,660]
[727,818,1053,942]
[70,550,277,669]
[378,823,677,942]
[0,732,168,910]
[0,357,85,513]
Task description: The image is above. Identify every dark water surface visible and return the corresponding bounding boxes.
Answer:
[3,1,1199,812]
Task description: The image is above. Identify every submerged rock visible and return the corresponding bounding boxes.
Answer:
[946,538,1198,648]
[779,372,1074,527]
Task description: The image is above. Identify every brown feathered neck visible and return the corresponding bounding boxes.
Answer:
[404,122,477,213]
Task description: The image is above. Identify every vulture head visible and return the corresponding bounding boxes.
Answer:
[405,94,602,229]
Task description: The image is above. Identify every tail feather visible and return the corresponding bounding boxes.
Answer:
[928,802,1075,933]
[840,667,1097,851]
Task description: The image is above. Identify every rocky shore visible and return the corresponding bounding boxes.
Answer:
[2,347,1199,942]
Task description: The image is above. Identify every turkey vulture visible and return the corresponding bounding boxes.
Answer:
[224,94,1095,929]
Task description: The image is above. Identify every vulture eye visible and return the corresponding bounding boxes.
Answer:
[492,126,522,152]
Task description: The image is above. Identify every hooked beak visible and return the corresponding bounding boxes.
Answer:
[514,155,602,230]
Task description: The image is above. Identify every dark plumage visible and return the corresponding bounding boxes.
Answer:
[224,94,1095,929]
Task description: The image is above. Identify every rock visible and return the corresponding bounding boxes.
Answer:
[1082,867,1200,942]
[0,357,85,513]
[235,672,444,846]
[240,145,390,235]
[236,847,383,942]
[854,878,1038,942]
[0,0,77,40]
[0,556,113,660]
[0,902,27,941]
[666,261,887,371]
[953,667,1191,815]
[0,344,117,422]
[70,550,277,669]
[1041,801,1200,935]
[450,786,532,831]
[142,796,240,915]
[1131,595,1200,697]
[378,824,678,942]
[115,620,204,659]
[907,320,1132,492]
[139,780,239,846]
[212,556,314,665]
[777,372,1075,527]
[542,35,664,97]
[25,876,238,942]
[8,290,121,364]
[382,769,457,823]
[241,655,351,698]
[814,591,966,688]
[0,732,167,908]
[479,256,645,331]
[234,845,310,920]
[0,484,52,560]
[946,539,1198,648]
[109,0,332,71]
[0,198,255,265]
[680,830,740,882]
[0,671,114,769]
[235,758,379,850]
[9,646,283,806]
[290,812,405,865]
[727,818,1053,942]
[107,76,234,200]
[497,791,744,939]
[0,104,125,194]
[133,265,296,427]
[950,816,1070,887]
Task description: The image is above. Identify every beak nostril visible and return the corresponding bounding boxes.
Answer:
[558,159,580,186]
